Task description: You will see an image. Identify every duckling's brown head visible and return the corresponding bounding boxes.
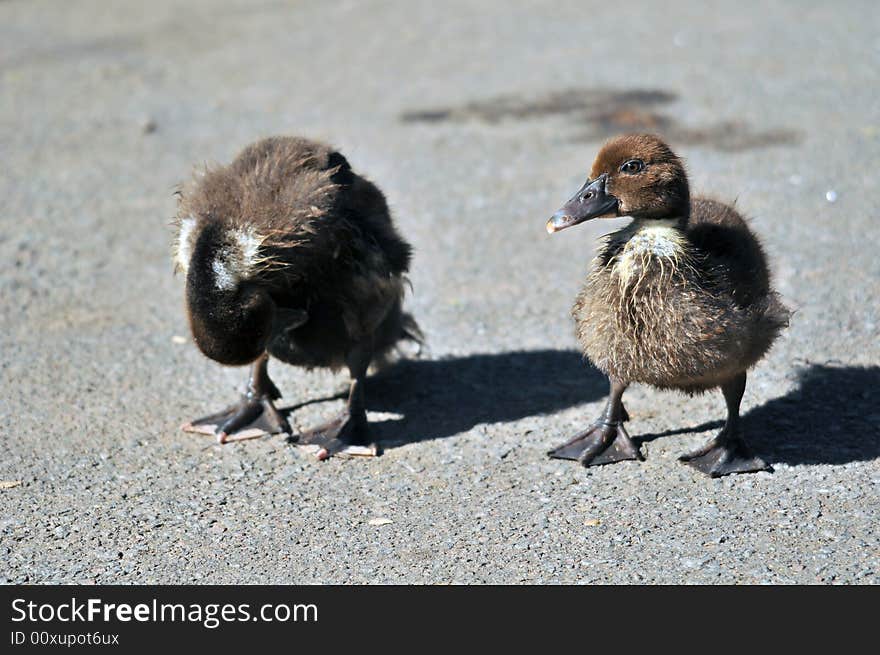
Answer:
[547,134,689,233]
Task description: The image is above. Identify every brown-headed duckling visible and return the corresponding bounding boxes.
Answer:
[546,134,789,477]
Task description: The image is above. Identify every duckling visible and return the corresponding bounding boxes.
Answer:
[545,134,789,477]
[173,136,421,459]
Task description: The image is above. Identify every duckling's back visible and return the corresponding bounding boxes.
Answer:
[177,137,410,278]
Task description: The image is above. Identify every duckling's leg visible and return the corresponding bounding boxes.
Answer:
[679,372,772,478]
[548,380,643,466]
[296,343,375,460]
[184,353,291,443]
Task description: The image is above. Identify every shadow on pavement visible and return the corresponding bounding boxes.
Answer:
[285,349,605,447]
[637,364,880,466]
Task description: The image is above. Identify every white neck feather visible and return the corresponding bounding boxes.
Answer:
[616,217,687,261]
[630,217,682,231]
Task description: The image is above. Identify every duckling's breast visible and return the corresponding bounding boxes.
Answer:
[573,225,763,390]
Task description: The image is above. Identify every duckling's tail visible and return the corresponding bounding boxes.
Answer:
[762,291,792,333]
[745,291,791,367]
[400,311,425,347]
[368,304,425,373]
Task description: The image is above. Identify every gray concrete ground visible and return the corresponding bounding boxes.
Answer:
[1,1,878,584]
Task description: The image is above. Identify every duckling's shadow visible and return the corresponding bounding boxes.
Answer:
[286,349,604,447]
[638,365,880,466]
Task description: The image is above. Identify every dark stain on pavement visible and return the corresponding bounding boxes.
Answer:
[400,87,801,152]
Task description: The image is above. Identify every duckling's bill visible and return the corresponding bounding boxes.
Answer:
[546,173,618,233]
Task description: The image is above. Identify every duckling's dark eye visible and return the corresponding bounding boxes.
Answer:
[620,159,645,174]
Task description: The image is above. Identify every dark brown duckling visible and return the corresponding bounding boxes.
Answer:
[545,134,789,477]
[173,136,420,458]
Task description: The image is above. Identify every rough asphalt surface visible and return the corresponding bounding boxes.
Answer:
[2,1,878,584]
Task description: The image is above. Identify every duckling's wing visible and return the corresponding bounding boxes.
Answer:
[688,198,773,307]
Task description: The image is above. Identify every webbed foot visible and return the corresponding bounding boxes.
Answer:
[548,420,643,467]
[295,411,377,460]
[183,393,291,443]
[679,431,772,478]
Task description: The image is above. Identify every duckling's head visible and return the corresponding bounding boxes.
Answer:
[547,134,689,233]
